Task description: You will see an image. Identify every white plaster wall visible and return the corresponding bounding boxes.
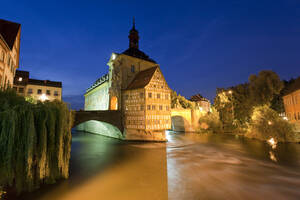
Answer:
[84,82,109,111]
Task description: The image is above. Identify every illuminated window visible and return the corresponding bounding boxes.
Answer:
[140,105,144,111]
[152,105,156,110]
[140,92,144,98]
[157,93,160,99]
[159,105,163,110]
[166,106,169,111]
[147,105,151,110]
[148,92,152,98]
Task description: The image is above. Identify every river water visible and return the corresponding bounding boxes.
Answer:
[10,131,300,200]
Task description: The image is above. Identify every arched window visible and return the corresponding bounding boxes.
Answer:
[110,96,118,110]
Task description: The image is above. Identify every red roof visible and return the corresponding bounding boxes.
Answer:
[126,66,158,90]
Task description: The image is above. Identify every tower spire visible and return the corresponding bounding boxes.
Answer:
[133,17,135,29]
[128,17,139,49]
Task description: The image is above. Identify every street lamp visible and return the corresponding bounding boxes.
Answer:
[39,94,48,102]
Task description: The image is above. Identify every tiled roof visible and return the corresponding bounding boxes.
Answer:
[0,19,20,50]
[13,70,62,88]
[126,66,158,90]
[190,94,209,102]
[28,79,62,88]
[86,73,109,93]
[122,48,156,63]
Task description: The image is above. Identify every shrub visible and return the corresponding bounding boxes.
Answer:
[198,108,223,133]
[246,105,295,142]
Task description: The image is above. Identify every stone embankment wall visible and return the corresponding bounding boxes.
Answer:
[171,109,203,132]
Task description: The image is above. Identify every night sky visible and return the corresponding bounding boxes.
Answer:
[1,0,300,109]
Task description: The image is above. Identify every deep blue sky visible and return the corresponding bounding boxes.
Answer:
[1,0,300,109]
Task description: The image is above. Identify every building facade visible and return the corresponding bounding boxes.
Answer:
[81,21,171,141]
[0,19,21,88]
[190,94,211,112]
[13,70,62,101]
[283,79,300,123]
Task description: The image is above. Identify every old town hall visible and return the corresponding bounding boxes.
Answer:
[79,20,171,141]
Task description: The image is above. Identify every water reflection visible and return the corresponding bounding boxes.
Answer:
[5,131,300,200]
[167,132,300,199]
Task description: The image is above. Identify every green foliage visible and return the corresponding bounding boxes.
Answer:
[270,78,298,113]
[0,89,74,194]
[171,90,194,109]
[198,108,223,133]
[249,70,283,106]
[214,70,284,130]
[246,105,295,142]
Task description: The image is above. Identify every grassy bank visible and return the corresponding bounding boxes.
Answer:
[0,90,74,194]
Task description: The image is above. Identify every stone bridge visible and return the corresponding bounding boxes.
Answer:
[73,110,123,131]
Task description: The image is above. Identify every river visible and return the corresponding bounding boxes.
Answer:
[8,131,300,200]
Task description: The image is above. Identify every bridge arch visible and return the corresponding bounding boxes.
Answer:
[73,110,124,139]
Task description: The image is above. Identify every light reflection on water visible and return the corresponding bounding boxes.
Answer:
[8,131,300,200]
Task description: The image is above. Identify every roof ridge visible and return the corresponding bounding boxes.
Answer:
[126,66,158,90]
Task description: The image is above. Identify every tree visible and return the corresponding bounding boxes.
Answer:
[246,105,295,142]
[213,70,284,131]
[249,70,283,106]
[171,90,194,109]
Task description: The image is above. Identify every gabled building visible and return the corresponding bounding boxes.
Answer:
[123,66,171,132]
[13,70,62,101]
[0,19,21,88]
[283,77,300,123]
[82,20,171,141]
[190,94,211,112]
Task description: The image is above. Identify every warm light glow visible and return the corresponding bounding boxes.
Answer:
[165,130,171,141]
[18,77,22,82]
[269,151,277,162]
[283,116,288,121]
[268,121,272,125]
[39,94,49,102]
[112,54,116,60]
[228,90,232,94]
[199,107,203,111]
[267,137,277,149]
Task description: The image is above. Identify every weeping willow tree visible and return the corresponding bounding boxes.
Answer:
[0,89,73,194]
